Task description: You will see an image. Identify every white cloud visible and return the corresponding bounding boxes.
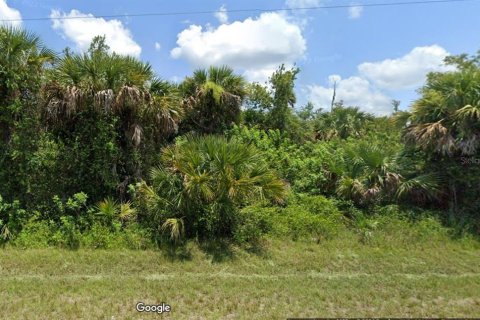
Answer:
[308,75,392,115]
[306,45,455,115]
[50,9,141,57]
[285,0,320,9]
[214,5,228,24]
[348,4,363,19]
[358,45,453,90]
[285,0,321,23]
[0,0,22,27]
[154,42,161,51]
[171,12,306,81]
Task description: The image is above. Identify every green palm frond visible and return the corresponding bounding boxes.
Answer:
[96,197,119,218]
[119,201,137,222]
[395,173,441,202]
[455,104,480,120]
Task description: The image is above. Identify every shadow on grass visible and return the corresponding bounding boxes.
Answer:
[158,237,270,263]
[199,239,235,263]
[199,238,269,262]
[161,242,193,262]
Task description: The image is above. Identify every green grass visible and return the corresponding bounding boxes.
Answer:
[1,238,480,319]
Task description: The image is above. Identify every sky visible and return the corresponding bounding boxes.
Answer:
[1,0,479,115]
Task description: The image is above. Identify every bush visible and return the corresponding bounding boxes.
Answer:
[235,195,345,243]
[0,195,30,244]
[227,126,343,195]
[13,219,54,248]
[13,219,153,249]
[80,223,152,249]
[349,205,452,246]
[234,206,276,245]
[136,135,288,241]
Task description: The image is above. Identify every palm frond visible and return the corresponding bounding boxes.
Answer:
[161,218,185,243]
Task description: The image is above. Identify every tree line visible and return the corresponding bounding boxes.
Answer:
[1,26,479,245]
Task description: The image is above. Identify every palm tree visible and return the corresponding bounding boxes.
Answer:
[0,26,55,143]
[180,65,246,134]
[336,140,443,206]
[404,66,480,156]
[314,104,373,140]
[43,36,182,145]
[402,56,480,211]
[40,36,183,200]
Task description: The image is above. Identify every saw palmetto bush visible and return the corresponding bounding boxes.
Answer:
[335,140,441,207]
[136,135,288,241]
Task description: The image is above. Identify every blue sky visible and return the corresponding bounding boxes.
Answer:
[1,0,479,114]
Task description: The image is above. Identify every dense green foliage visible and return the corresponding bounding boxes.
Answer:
[0,26,479,248]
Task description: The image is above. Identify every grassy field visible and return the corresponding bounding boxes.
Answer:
[1,238,480,319]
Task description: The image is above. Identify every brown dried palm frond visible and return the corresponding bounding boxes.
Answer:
[404,121,456,155]
[221,91,242,109]
[130,123,143,147]
[147,95,184,136]
[363,186,381,202]
[384,172,403,191]
[94,89,115,113]
[181,95,197,111]
[114,85,145,113]
[44,84,85,122]
[457,135,480,155]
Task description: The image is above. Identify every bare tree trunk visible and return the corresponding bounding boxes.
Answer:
[330,81,337,111]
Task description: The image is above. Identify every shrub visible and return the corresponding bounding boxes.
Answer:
[13,219,54,248]
[349,205,452,246]
[235,195,345,243]
[234,206,276,245]
[0,195,30,244]
[227,126,342,195]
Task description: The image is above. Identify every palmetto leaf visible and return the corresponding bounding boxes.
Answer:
[455,104,480,120]
[395,173,441,202]
[161,218,185,243]
[96,197,119,219]
[0,224,12,240]
[119,201,137,222]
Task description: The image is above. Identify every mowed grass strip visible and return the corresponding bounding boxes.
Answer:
[1,239,480,319]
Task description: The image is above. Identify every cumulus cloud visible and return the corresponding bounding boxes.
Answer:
[154,42,161,51]
[0,0,22,27]
[171,12,306,81]
[358,45,453,90]
[214,5,228,24]
[306,45,454,115]
[50,9,141,57]
[308,75,392,115]
[348,4,363,19]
